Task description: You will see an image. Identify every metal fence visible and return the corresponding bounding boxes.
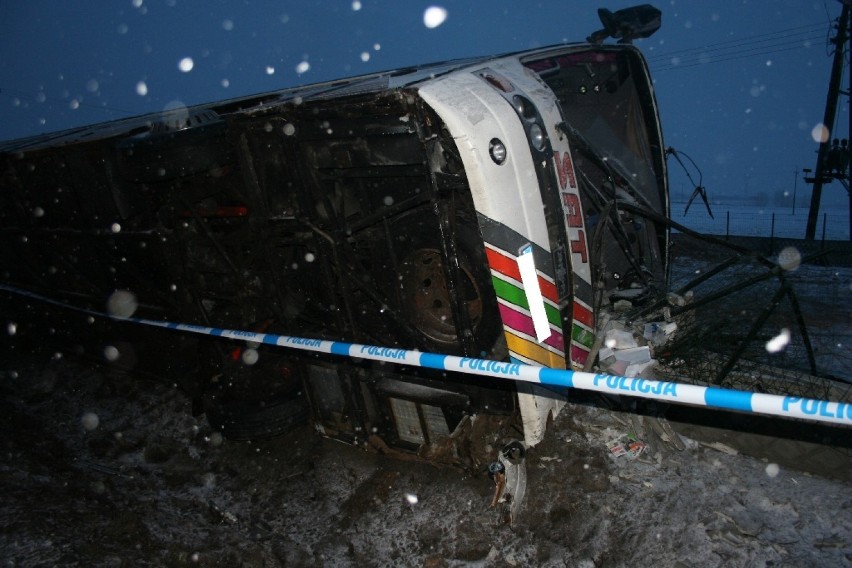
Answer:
[671,203,850,241]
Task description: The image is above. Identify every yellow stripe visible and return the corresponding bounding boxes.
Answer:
[505,332,566,369]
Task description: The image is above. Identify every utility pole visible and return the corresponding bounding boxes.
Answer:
[843,0,852,241]
[805,2,850,240]
[793,166,798,215]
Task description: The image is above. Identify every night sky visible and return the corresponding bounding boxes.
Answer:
[1,1,848,206]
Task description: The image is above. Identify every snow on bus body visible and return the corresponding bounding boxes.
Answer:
[418,54,594,446]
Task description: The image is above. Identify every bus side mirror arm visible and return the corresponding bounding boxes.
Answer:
[587,4,662,45]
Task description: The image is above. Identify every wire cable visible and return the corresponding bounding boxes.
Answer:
[647,20,832,73]
[646,22,828,64]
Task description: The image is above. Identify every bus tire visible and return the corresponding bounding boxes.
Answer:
[395,215,501,357]
[203,391,310,441]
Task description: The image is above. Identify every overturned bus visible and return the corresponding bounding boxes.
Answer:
[0,10,669,462]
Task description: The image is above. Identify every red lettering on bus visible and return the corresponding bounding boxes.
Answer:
[562,192,583,227]
[554,151,577,190]
[570,230,588,263]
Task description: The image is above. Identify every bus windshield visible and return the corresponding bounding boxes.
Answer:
[525,48,664,214]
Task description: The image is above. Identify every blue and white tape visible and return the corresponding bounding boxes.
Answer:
[2,284,851,426]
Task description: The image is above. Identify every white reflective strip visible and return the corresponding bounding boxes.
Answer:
[516,244,552,343]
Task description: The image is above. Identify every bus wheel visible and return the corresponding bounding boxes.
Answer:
[397,222,499,356]
[200,346,310,441]
[203,392,310,441]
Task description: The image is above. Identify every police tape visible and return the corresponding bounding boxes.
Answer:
[2,284,851,426]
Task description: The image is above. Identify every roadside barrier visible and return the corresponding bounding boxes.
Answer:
[2,284,850,427]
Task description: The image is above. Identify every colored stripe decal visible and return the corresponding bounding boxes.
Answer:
[485,246,558,304]
[505,331,566,369]
[491,277,561,328]
[572,324,595,349]
[497,303,564,352]
[570,345,590,367]
[573,301,593,329]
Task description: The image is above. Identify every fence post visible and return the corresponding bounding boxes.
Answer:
[770,212,775,255]
[821,212,827,249]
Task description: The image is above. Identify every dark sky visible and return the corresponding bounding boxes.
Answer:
[0,1,847,205]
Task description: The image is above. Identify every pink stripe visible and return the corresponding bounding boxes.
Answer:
[498,303,563,351]
[571,344,590,366]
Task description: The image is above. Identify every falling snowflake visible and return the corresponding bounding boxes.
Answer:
[765,328,790,354]
[178,57,194,72]
[423,6,448,29]
[81,412,100,432]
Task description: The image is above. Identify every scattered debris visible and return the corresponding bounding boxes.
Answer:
[489,440,527,527]
[596,317,674,379]
[604,328,638,350]
[488,462,506,509]
[207,500,239,525]
[701,441,740,456]
[607,434,648,460]
[643,321,677,347]
[644,415,686,451]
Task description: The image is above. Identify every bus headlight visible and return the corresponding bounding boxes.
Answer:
[512,95,535,119]
[529,123,546,152]
[489,138,507,165]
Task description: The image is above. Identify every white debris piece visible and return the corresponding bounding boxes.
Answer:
[625,360,655,378]
[613,346,651,365]
[604,328,638,350]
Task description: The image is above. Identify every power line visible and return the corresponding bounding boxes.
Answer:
[646,22,828,63]
[652,32,825,66]
[647,21,831,73]
[651,36,826,72]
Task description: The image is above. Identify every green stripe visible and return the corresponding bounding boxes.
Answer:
[572,324,595,349]
[491,276,561,327]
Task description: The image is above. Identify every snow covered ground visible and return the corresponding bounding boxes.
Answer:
[1,230,850,567]
[1,353,850,567]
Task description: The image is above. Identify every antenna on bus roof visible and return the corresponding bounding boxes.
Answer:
[587,4,662,44]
